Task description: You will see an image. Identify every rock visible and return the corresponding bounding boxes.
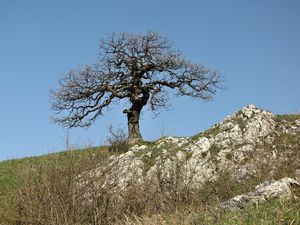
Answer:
[219,178,299,211]
[156,136,188,148]
[78,105,300,196]
[241,104,260,118]
[81,150,144,191]
[176,151,186,161]
[131,144,148,152]
[185,137,210,155]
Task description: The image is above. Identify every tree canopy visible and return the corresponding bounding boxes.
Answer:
[51,32,222,143]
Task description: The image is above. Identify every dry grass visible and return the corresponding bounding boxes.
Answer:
[0,116,299,225]
[115,210,199,225]
[0,143,204,225]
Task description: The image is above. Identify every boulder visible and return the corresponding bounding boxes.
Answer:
[219,178,299,211]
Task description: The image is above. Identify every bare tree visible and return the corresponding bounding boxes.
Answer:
[51,32,221,144]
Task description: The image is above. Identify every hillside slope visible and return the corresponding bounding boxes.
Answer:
[0,105,299,225]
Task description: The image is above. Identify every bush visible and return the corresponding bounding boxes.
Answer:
[106,125,129,153]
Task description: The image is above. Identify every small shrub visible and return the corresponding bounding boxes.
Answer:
[208,144,221,162]
[106,125,129,153]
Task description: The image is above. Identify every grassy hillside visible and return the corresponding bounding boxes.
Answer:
[0,147,105,195]
[0,147,110,222]
[0,113,299,225]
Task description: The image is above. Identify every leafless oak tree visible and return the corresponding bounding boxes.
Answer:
[51,32,221,144]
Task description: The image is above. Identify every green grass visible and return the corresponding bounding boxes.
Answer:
[194,195,300,225]
[0,146,109,208]
[136,147,162,172]
[275,113,300,123]
[191,124,221,140]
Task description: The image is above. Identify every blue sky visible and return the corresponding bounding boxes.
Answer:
[0,0,299,160]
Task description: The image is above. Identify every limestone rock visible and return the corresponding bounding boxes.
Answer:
[185,137,210,155]
[219,178,299,211]
[155,136,188,148]
[130,144,148,152]
[83,150,144,191]
[78,105,300,194]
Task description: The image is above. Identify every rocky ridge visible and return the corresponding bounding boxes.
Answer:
[82,105,300,195]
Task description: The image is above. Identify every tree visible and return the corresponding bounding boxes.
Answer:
[51,32,221,144]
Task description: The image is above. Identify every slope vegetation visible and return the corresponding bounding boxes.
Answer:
[0,105,299,225]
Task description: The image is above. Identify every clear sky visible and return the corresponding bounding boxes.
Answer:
[0,0,299,160]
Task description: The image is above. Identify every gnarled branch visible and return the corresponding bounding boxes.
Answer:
[51,32,222,142]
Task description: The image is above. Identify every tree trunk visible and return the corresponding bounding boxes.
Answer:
[124,89,149,144]
[126,108,143,144]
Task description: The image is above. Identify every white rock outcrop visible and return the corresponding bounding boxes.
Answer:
[219,178,299,211]
[88,150,144,191]
[80,105,300,192]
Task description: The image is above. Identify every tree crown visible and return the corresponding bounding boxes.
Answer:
[51,32,221,128]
